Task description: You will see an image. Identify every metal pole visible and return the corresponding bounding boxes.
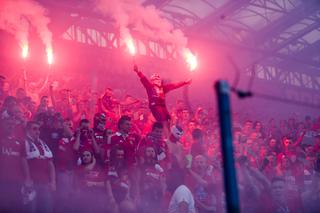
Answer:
[215,80,240,213]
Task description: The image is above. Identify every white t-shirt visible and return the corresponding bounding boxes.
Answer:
[168,185,196,213]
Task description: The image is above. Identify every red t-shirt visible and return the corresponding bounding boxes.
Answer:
[0,136,25,183]
[74,164,106,191]
[140,166,163,194]
[108,132,140,166]
[94,130,107,147]
[55,137,77,172]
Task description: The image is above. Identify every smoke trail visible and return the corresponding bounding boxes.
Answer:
[0,1,30,52]
[94,0,188,49]
[0,0,52,56]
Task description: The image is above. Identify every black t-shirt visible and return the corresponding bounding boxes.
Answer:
[40,127,63,155]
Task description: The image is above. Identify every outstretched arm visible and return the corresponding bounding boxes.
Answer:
[293,130,306,147]
[49,84,56,109]
[133,64,145,78]
[163,79,192,93]
[133,65,150,88]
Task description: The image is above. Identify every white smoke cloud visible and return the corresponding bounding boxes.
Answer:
[94,0,188,48]
[0,0,52,53]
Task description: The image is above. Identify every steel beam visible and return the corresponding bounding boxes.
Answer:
[252,0,320,45]
[189,0,251,31]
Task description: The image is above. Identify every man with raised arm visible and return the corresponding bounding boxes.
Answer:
[133,65,191,128]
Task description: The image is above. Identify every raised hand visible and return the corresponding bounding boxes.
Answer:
[133,64,139,73]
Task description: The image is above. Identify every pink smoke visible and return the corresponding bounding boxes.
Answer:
[94,0,188,48]
[0,0,52,57]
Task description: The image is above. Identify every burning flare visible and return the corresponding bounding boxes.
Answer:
[183,48,198,71]
[21,44,29,59]
[125,37,136,56]
[46,48,53,65]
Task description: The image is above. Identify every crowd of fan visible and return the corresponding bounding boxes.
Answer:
[0,75,320,213]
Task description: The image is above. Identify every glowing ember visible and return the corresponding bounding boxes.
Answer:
[22,44,28,59]
[183,48,198,71]
[46,48,53,65]
[125,38,136,56]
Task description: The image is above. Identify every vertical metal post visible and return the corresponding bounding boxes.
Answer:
[215,80,240,213]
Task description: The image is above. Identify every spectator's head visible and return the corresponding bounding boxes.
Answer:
[254,121,262,131]
[110,146,126,168]
[53,113,63,129]
[192,128,203,142]
[62,118,73,137]
[79,119,90,130]
[193,155,207,173]
[281,136,293,148]
[175,109,183,120]
[249,132,258,141]
[144,146,157,165]
[182,109,190,121]
[304,144,314,156]
[237,155,249,167]
[16,88,26,100]
[269,138,278,148]
[195,107,206,120]
[117,115,131,134]
[94,112,106,131]
[271,177,286,202]
[40,96,49,107]
[26,121,41,140]
[151,122,163,138]
[81,148,94,165]
[243,120,253,133]
[63,118,73,130]
[150,74,161,86]
[188,120,197,132]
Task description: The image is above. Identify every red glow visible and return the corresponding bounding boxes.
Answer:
[183,48,198,71]
[46,48,53,65]
[125,38,136,56]
[22,44,28,59]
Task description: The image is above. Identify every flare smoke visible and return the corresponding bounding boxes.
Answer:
[0,0,52,55]
[95,0,188,49]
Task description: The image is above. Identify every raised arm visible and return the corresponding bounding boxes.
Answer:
[293,130,306,147]
[89,129,100,154]
[49,84,56,109]
[133,65,144,78]
[73,129,81,151]
[133,65,151,88]
[163,79,191,93]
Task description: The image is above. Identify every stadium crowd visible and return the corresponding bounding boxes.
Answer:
[0,73,320,213]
